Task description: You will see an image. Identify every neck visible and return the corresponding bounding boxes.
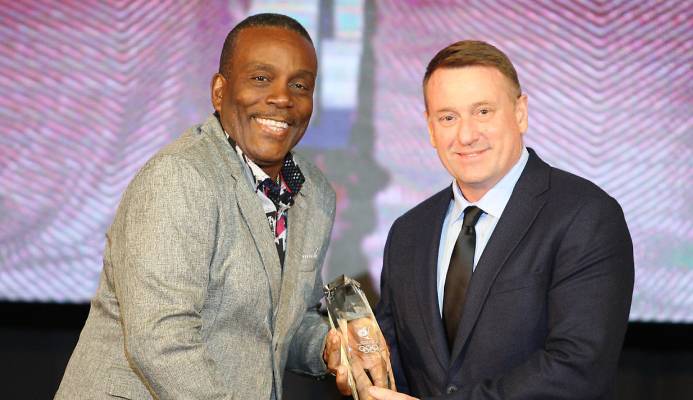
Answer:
[457,185,489,203]
[220,122,283,180]
[261,165,281,181]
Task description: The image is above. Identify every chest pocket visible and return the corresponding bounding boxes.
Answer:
[107,366,152,399]
[490,274,544,295]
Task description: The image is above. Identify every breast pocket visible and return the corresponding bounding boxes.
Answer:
[298,247,321,271]
[106,366,152,399]
[490,274,544,295]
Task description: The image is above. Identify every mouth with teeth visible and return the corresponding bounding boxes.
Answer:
[254,116,290,133]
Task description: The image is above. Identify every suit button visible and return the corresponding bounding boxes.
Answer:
[446,384,458,394]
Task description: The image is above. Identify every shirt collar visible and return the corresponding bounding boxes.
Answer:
[223,130,305,201]
[222,130,265,186]
[451,146,529,220]
[232,138,272,183]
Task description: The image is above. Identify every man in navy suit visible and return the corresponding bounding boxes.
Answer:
[368,41,634,399]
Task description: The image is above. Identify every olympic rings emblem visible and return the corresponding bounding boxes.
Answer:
[358,344,380,353]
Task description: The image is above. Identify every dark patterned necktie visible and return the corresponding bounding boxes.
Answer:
[255,158,305,268]
[256,156,305,209]
[226,133,305,267]
[442,205,484,349]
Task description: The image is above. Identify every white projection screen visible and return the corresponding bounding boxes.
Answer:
[1,1,691,323]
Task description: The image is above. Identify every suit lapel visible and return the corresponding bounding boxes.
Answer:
[204,115,283,309]
[235,179,283,309]
[413,187,453,371]
[450,150,551,362]
[273,184,310,333]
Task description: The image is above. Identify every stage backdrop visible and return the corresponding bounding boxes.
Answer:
[1,0,691,323]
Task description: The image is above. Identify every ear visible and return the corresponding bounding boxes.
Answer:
[425,111,437,147]
[210,73,226,113]
[515,94,528,134]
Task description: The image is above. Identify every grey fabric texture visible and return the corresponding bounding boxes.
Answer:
[55,115,335,400]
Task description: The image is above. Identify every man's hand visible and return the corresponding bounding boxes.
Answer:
[368,387,419,400]
[323,328,352,396]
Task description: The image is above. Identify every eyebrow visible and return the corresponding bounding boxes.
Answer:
[244,63,315,79]
[469,101,494,108]
[433,107,458,114]
[434,101,492,111]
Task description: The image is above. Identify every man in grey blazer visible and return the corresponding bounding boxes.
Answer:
[57,14,342,399]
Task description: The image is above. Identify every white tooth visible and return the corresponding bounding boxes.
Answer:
[256,117,288,129]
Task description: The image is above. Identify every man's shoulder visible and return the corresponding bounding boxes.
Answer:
[531,155,625,224]
[143,117,228,172]
[525,149,616,205]
[156,119,220,163]
[121,117,232,195]
[546,164,615,204]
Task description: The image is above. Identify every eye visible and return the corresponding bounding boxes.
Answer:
[252,75,269,82]
[475,107,494,119]
[290,81,311,91]
[438,114,457,126]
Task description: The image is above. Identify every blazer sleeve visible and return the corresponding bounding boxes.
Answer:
[376,222,411,394]
[440,195,634,400]
[286,268,331,376]
[109,155,231,400]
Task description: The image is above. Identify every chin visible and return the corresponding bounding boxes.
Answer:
[256,152,288,165]
[457,175,488,187]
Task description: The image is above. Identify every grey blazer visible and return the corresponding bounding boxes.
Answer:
[55,115,336,400]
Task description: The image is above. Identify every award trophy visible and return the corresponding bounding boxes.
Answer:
[323,275,395,400]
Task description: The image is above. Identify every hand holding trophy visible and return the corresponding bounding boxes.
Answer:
[324,275,396,400]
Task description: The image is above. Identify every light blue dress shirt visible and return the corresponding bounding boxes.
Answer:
[436,147,530,316]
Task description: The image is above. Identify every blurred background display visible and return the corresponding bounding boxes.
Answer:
[1,0,691,323]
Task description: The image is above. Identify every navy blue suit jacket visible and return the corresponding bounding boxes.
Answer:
[376,149,634,399]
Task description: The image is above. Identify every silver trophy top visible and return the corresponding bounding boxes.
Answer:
[323,275,371,322]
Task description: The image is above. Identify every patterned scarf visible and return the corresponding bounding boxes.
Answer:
[226,134,305,267]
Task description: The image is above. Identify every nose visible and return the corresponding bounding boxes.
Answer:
[456,118,480,146]
[266,82,293,108]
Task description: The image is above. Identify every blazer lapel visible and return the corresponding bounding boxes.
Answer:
[450,150,551,362]
[235,179,283,309]
[413,187,454,371]
[204,115,283,309]
[273,183,310,333]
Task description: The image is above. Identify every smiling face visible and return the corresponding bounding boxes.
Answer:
[425,66,528,202]
[211,26,317,178]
